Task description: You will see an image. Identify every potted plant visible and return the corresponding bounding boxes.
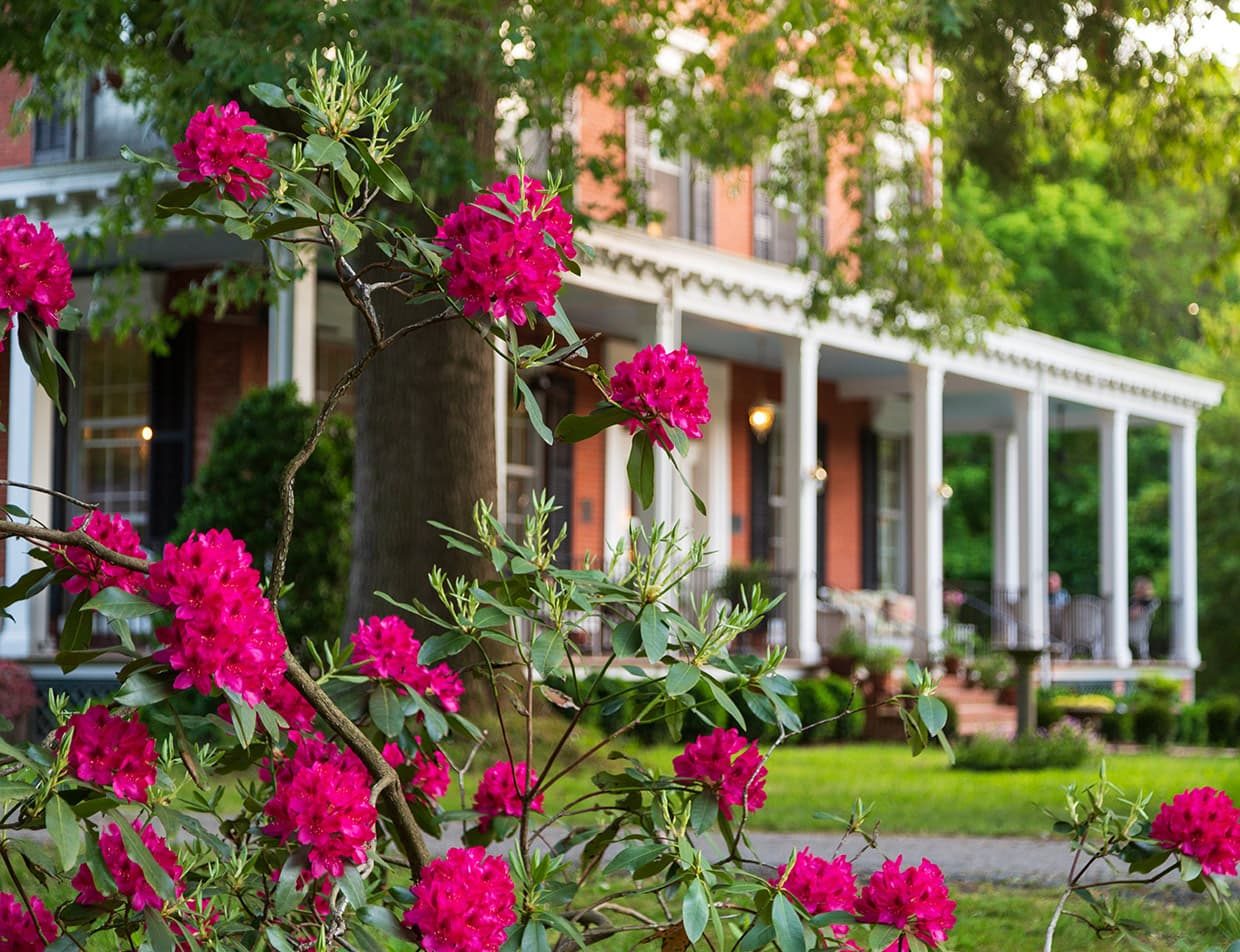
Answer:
[827,627,866,678]
[863,645,904,698]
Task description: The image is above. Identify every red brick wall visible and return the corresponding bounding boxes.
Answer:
[818,381,869,589]
[570,341,606,567]
[576,90,626,221]
[192,319,268,471]
[713,169,753,256]
[0,71,31,170]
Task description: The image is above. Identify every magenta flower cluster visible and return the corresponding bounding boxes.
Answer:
[173,101,273,203]
[147,528,287,706]
[0,213,73,343]
[54,511,146,597]
[382,741,452,803]
[59,706,157,802]
[473,760,544,831]
[263,733,378,879]
[1151,786,1240,877]
[435,174,576,324]
[673,727,767,819]
[351,615,464,712]
[0,890,58,950]
[772,849,856,938]
[73,820,184,912]
[854,856,957,950]
[610,344,712,452]
[403,846,517,952]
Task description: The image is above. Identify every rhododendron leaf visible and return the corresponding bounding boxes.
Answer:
[82,587,163,621]
[627,433,655,509]
[867,925,902,950]
[330,217,362,254]
[532,630,566,677]
[665,663,700,697]
[1180,855,1203,882]
[58,592,92,655]
[305,134,348,170]
[545,298,581,346]
[514,375,554,445]
[682,879,710,942]
[771,893,805,952]
[447,711,485,743]
[520,921,552,952]
[252,216,321,240]
[705,679,747,730]
[738,921,775,951]
[265,926,300,952]
[408,691,448,741]
[555,406,630,443]
[358,150,415,204]
[338,863,367,909]
[0,779,34,801]
[154,181,211,214]
[114,671,174,707]
[370,685,405,738]
[273,851,309,915]
[225,691,257,747]
[120,144,175,172]
[640,608,668,663]
[248,82,289,109]
[419,632,471,665]
[113,816,177,902]
[916,696,949,737]
[360,905,415,940]
[604,843,667,876]
[144,907,178,952]
[690,790,717,833]
[45,796,80,871]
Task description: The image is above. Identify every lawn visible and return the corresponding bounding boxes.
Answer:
[548,741,1240,837]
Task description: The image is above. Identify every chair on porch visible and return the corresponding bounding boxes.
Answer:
[1129,598,1161,661]
[1060,595,1106,659]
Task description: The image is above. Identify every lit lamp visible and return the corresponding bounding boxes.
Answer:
[936,482,954,500]
[140,426,154,442]
[748,402,775,442]
[810,462,828,483]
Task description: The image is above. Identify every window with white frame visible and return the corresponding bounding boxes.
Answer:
[876,435,907,592]
[626,112,712,244]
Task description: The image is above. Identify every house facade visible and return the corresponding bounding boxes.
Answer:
[0,69,1223,704]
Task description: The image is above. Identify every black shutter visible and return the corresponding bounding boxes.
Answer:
[860,428,879,590]
[544,377,574,566]
[147,322,196,543]
[816,422,827,586]
[749,432,771,564]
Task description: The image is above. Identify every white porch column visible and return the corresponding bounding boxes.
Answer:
[602,340,637,560]
[267,245,317,402]
[1014,387,1049,650]
[910,362,945,660]
[781,334,820,663]
[3,349,53,658]
[1169,420,1199,667]
[991,430,1020,648]
[648,282,681,529]
[1098,409,1131,666]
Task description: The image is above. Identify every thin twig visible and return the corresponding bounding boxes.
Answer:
[0,481,101,513]
[0,520,149,572]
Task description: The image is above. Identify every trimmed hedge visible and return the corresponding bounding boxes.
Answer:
[953,722,1094,771]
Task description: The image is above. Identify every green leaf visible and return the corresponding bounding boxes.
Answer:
[916,696,948,737]
[521,921,551,952]
[739,922,776,952]
[369,685,405,738]
[274,851,310,915]
[249,82,289,109]
[682,879,709,942]
[665,662,700,697]
[627,433,655,510]
[58,591,93,654]
[154,181,211,213]
[531,629,566,678]
[868,925,902,950]
[265,926,300,952]
[611,620,641,657]
[513,375,554,445]
[114,671,174,707]
[0,780,35,802]
[46,796,81,871]
[144,907,179,952]
[640,608,668,663]
[305,134,348,170]
[771,893,805,952]
[354,148,414,203]
[252,216,321,240]
[226,691,257,747]
[330,217,362,254]
[338,864,367,908]
[114,816,178,901]
[83,587,161,621]
[603,842,667,875]
[409,691,448,741]
[1180,855,1203,882]
[419,632,471,664]
[555,405,630,443]
[705,679,746,730]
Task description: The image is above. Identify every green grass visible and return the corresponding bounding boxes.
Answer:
[550,742,1240,837]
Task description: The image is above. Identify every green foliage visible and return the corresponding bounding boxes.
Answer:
[1176,701,1210,748]
[1131,699,1178,748]
[173,385,353,646]
[1205,695,1240,748]
[953,723,1095,772]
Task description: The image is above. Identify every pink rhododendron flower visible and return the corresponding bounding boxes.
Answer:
[772,849,857,939]
[263,733,377,879]
[382,740,453,803]
[173,101,272,203]
[403,846,517,952]
[73,820,184,912]
[0,214,74,345]
[0,890,58,949]
[610,344,711,452]
[473,760,543,830]
[147,529,287,706]
[58,706,156,802]
[855,857,955,950]
[351,615,464,712]
[52,511,146,597]
[673,727,767,819]
[1151,786,1240,877]
[436,174,576,324]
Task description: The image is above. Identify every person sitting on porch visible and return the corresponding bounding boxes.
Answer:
[1128,576,1160,661]
[1048,571,1071,642]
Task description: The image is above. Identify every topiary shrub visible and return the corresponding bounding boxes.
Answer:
[794,677,842,744]
[1176,701,1209,747]
[1131,698,1177,747]
[173,384,353,648]
[1206,695,1240,747]
[954,721,1095,771]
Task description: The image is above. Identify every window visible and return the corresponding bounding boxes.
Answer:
[504,374,574,562]
[876,435,907,592]
[626,112,713,244]
[33,101,73,165]
[753,165,824,265]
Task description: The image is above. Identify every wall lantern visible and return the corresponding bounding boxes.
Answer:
[936,482,954,500]
[810,462,828,484]
[748,402,776,441]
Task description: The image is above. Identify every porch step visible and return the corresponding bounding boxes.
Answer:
[935,674,1017,738]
